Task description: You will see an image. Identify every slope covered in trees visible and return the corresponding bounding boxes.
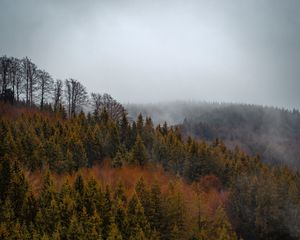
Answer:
[1,55,300,239]
[127,102,300,169]
[1,102,300,239]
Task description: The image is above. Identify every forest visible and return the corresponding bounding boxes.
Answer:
[1,55,300,240]
[127,102,300,169]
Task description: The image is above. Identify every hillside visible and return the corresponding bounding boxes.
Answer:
[0,102,300,239]
[2,0,300,238]
[127,102,300,169]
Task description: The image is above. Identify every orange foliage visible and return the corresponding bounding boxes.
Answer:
[197,175,223,193]
[26,161,228,222]
[0,102,57,121]
[191,175,229,218]
[27,160,175,196]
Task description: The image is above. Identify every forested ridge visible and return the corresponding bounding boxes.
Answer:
[1,56,300,239]
[127,102,300,169]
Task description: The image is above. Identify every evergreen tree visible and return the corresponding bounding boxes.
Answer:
[131,135,148,166]
[119,112,131,149]
[101,186,114,239]
[129,225,147,240]
[136,114,144,136]
[0,156,12,203]
[148,181,163,232]
[112,149,124,168]
[107,223,123,240]
[8,160,29,219]
[39,171,55,209]
[67,214,84,240]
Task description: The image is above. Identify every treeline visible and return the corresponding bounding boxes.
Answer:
[1,104,300,239]
[127,102,300,169]
[0,55,125,119]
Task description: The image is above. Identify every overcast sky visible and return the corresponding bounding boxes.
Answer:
[1,0,300,108]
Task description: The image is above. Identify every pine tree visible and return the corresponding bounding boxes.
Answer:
[84,177,102,216]
[148,181,163,232]
[129,121,138,148]
[170,224,180,240]
[128,197,151,239]
[135,177,151,221]
[43,199,60,235]
[39,171,55,209]
[119,112,131,149]
[129,225,147,240]
[131,135,148,166]
[161,182,187,240]
[107,121,120,158]
[213,207,238,240]
[86,125,103,166]
[142,117,155,151]
[101,186,114,239]
[59,194,75,234]
[23,190,37,225]
[136,114,144,136]
[114,181,127,204]
[0,155,12,202]
[88,210,103,240]
[52,225,61,240]
[114,198,128,238]
[0,199,15,234]
[2,129,17,158]
[67,214,84,240]
[107,223,123,240]
[74,174,85,196]
[67,134,88,170]
[74,174,85,214]
[112,150,124,168]
[8,160,29,219]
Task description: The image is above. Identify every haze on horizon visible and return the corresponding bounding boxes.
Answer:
[1,0,300,109]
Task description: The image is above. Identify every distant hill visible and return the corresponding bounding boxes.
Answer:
[127,102,300,169]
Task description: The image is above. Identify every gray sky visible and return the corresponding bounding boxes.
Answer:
[1,0,300,109]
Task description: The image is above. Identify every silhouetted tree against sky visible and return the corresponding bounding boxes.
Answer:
[37,69,53,110]
[21,57,39,106]
[53,79,63,112]
[65,78,88,117]
[0,56,11,94]
[91,92,126,121]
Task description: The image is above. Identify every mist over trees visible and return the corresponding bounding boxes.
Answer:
[1,96,300,239]
[1,55,300,239]
[127,102,300,169]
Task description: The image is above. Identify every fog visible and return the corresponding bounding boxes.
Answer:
[126,101,300,169]
[1,0,300,109]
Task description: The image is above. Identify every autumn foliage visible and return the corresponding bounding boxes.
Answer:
[0,101,300,240]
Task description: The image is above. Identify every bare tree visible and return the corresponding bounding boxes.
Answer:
[53,79,63,112]
[37,70,53,110]
[21,57,39,106]
[65,78,88,117]
[90,93,126,121]
[14,62,23,102]
[0,56,12,94]
[8,58,22,101]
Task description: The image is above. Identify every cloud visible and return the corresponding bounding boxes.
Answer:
[1,0,299,108]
